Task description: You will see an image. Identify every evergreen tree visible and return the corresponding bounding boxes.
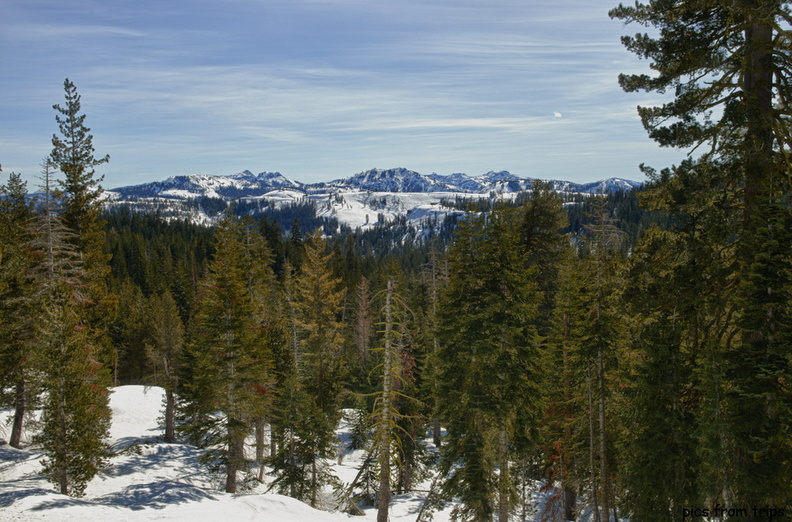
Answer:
[419,247,448,450]
[49,78,115,376]
[374,280,399,522]
[620,228,702,521]
[145,290,185,443]
[436,203,541,522]
[268,262,307,498]
[360,275,424,521]
[539,250,587,522]
[294,230,347,506]
[354,276,374,370]
[31,161,112,497]
[184,212,274,493]
[112,281,149,384]
[611,0,792,509]
[619,159,742,520]
[0,171,36,448]
[580,205,627,522]
[269,231,348,507]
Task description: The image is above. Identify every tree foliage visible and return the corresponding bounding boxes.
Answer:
[612,0,792,512]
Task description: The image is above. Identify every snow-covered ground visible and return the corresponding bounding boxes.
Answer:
[0,386,458,521]
[0,386,567,521]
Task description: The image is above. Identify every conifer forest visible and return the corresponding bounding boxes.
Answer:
[2,2,792,521]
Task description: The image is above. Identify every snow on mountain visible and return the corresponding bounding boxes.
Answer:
[579,177,643,193]
[112,170,302,200]
[321,167,455,193]
[109,168,639,201]
[105,167,641,229]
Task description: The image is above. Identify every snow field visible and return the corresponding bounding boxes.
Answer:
[0,386,460,521]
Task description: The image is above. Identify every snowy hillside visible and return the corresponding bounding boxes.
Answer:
[103,167,641,229]
[0,386,442,521]
[0,386,570,521]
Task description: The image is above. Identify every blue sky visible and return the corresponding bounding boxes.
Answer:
[1,0,684,189]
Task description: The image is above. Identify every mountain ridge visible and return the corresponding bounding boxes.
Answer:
[104,168,643,229]
[109,167,641,200]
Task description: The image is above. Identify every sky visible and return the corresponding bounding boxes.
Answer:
[1,0,685,190]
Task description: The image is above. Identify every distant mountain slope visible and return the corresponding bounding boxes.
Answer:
[103,167,642,229]
[109,167,641,200]
[112,170,303,199]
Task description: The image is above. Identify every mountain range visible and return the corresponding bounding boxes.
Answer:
[109,167,641,200]
[105,167,642,229]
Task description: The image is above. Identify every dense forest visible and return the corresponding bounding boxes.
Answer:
[2,2,792,521]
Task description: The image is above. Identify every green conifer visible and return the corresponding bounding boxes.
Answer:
[184,212,274,493]
[436,203,541,522]
[49,78,115,376]
[31,161,112,497]
[0,171,37,448]
[611,0,792,508]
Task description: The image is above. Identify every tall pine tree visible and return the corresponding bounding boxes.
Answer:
[436,202,541,522]
[269,232,347,507]
[611,0,792,509]
[49,78,115,377]
[31,160,112,497]
[0,171,37,448]
[184,212,274,493]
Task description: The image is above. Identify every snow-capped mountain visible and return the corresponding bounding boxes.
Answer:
[110,168,639,200]
[104,168,642,229]
[112,170,303,200]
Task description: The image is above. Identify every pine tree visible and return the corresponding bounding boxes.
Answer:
[268,261,309,499]
[539,250,586,522]
[354,276,374,370]
[375,280,399,522]
[419,247,447,449]
[112,281,149,384]
[31,160,112,497]
[582,205,627,522]
[293,230,347,507]
[620,228,702,521]
[611,0,792,508]
[361,276,424,521]
[619,159,742,520]
[184,212,274,493]
[0,171,36,448]
[145,290,184,443]
[49,78,115,376]
[436,203,541,522]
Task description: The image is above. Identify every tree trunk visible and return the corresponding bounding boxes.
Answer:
[58,384,69,495]
[588,366,601,522]
[10,378,25,448]
[310,458,318,508]
[271,426,278,461]
[561,313,577,522]
[564,484,577,522]
[256,416,266,481]
[377,280,395,522]
[432,418,442,448]
[431,332,441,448]
[225,420,243,494]
[598,350,610,522]
[164,388,175,443]
[498,427,510,522]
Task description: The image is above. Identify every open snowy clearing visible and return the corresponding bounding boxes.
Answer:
[0,386,564,521]
[1,386,452,521]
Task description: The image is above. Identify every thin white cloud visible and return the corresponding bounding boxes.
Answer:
[9,23,147,40]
